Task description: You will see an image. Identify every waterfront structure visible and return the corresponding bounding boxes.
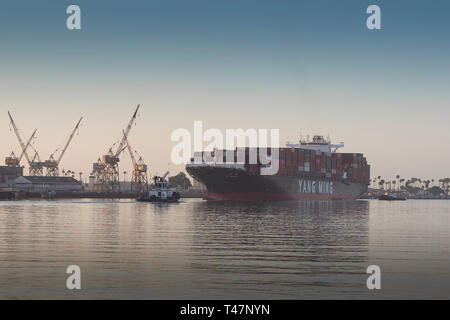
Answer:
[13,176,82,192]
[0,166,24,190]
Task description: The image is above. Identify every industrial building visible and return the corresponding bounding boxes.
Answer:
[13,176,82,192]
[0,165,24,190]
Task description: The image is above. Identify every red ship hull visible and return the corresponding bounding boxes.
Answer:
[205,192,361,201]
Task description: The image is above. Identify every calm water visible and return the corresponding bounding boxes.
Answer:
[0,198,448,299]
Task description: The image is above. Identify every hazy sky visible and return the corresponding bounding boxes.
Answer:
[0,0,449,181]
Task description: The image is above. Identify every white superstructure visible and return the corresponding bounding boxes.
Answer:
[286,135,344,153]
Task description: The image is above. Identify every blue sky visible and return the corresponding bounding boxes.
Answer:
[0,0,449,180]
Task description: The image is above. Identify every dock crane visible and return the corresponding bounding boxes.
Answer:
[29,146,44,176]
[98,104,140,192]
[122,130,148,193]
[5,129,36,167]
[91,158,105,190]
[44,117,83,176]
[4,152,20,167]
[8,111,44,176]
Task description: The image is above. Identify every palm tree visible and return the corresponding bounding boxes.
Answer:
[399,178,405,190]
[372,178,378,188]
[443,178,450,195]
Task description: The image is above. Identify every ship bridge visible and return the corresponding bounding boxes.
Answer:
[286,135,344,153]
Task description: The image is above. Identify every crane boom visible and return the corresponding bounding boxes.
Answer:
[8,111,32,165]
[162,171,169,180]
[114,104,139,157]
[18,129,37,162]
[123,130,137,168]
[57,117,83,164]
[29,144,42,162]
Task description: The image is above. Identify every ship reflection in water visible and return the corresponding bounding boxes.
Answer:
[0,199,448,299]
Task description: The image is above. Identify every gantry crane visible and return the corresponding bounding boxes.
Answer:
[96,104,140,192]
[44,117,83,176]
[29,146,44,176]
[91,158,105,190]
[5,129,36,167]
[8,111,44,176]
[122,130,148,193]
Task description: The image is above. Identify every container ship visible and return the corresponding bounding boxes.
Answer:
[186,135,370,201]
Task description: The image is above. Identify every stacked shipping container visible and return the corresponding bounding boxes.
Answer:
[193,147,370,184]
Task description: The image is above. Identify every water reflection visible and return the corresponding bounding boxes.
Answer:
[187,200,370,298]
[1,199,448,299]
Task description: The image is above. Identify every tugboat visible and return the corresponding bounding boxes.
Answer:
[137,172,181,203]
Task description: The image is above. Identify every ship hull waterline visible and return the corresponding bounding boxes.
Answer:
[186,166,368,201]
